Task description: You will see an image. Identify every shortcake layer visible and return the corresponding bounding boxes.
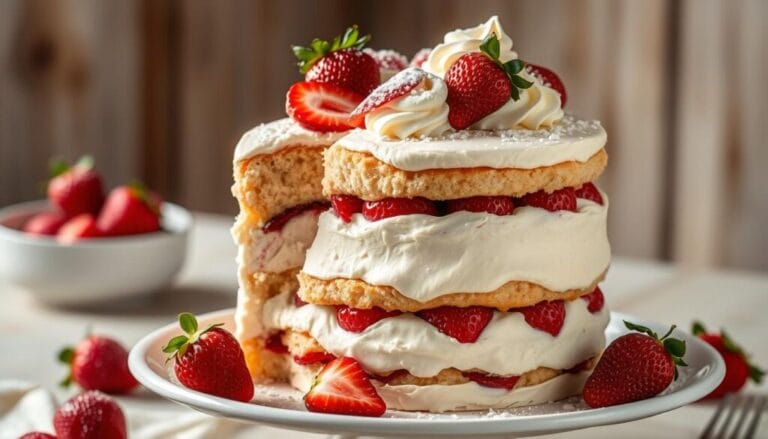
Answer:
[235,267,299,340]
[299,195,609,308]
[261,291,608,377]
[323,117,607,201]
[232,118,344,227]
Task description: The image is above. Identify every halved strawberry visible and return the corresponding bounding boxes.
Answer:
[304,356,386,417]
[417,306,494,343]
[58,214,101,243]
[263,201,329,233]
[264,332,288,354]
[331,195,364,223]
[519,300,566,336]
[444,196,515,216]
[286,81,363,133]
[24,211,68,236]
[526,63,567,108]
[362,197,439,221]
[294,351,337,365]
[521,187,577,212]
[574,182,603,205]
[409,48,431,68]
[464,371,520,389]
[581,287,605,313]
[348,68,426,128]
[336,306,401,333]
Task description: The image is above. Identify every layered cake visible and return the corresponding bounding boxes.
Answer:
[233,16,611,413]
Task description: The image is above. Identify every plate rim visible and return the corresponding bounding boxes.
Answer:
[129,308,725,436]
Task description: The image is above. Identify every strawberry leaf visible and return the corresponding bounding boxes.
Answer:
[691,320,707,336]
[663,338,686,358]
[293,25,371,74]
[162,335,189,354]
[478,34,533,101]
[179,312,198,335]
[749,364,765,384]
[623,320,658,339]
[49,159,70,178]
[58,347,75,364]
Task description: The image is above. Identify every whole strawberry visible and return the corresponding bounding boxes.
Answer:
[53,391,126,439]
[445,34,533,129]
[293,26,380,96]
[583,321,687,408]
[48,156,105,217]
[97,184,162,236]
[59,334,138,394]
[692,321,764,399]
[163,312,254,402]
[23,211,68,236]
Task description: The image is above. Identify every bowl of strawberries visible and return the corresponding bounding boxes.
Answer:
[0,157,192,306]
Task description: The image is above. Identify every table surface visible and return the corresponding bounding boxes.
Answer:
[2,213,766,438]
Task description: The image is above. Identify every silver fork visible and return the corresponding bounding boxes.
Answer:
[700,393,767,439]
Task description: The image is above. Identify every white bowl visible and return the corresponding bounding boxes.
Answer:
[0,200,192,306]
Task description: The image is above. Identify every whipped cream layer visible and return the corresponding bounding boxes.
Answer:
[303,195,610,301]
[264,291,608,377]
[376,371,589,412]
[365,69,452,139]
[336,116,606,172]
[239,209,322,274]
[234,118,346,162]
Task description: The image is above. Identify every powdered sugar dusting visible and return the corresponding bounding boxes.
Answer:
[233,118,346,161]
[352,68,426,116]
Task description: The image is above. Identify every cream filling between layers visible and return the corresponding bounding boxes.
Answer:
[234,118,347,162]
[239,209,322,274]
[263,291,609,377]
[336,116,606,171]
[303,196,610,301]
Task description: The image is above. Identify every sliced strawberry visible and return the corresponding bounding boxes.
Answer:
[409,48,431,68]
[264,332,288,354]
[263,201,329,233]
[362,197,439,221]
[23,211,68,236]
[304,356,386,417]
[574,182,604,205]
[521,187,577,212]
[294,294,308,307]
[581,287,605,313]
[336,306,401,333]
[286,81,363,133]
[331,195,364,223]
[519,300,566,336]
[348,68,425,128]
[294,351,337,365]
[464,371,520,389]
[526,63,567,107]
[444,196,515,215]
[417,306,494,343]
[57,214,101,243]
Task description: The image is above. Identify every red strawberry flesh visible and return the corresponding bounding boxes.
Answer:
[519,300,566,336]
[23,211,68,236]
[444,196,515,215]
[63,335,138,394]
[362,197,439,221]
[57,213,101,243]
[526,63,567,108]
[97,186,162,237]
[48,163,105,217]
[286,81,363,132]
[336,306,402,333]
[349,68,425,128]
[306,49,381,97]
[464,371,520,389]
[304,356,386,417]
[417,306,494,343]
[264,332,289,354]
[574,182,604,205]
[581,287,605,313]
[521,187,578,212]
[294,351,337,365]
[54,391,126,439]
[331,194,364,223]
[263,201,329,233]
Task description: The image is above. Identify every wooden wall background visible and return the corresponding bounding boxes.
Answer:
[1,0,766,271]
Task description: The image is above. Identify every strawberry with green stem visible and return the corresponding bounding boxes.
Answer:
[692,321,764,399]
[162,313,254,402]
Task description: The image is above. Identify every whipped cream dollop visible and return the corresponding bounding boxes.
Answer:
[303,194,610,301]
[234,118,346,162]
[365,69,452,139]
[421,15,563,130]
[264,290,608,377]
[337,115,606,171]
[238,209,321,274]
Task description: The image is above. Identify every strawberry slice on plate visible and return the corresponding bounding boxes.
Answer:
[348,68,426,128]
[526,63,567,108]
[336,306,402,333]
[304,356,386,417]
[519,300,566,336]
[417,306,494,343]
[286,81,363,133]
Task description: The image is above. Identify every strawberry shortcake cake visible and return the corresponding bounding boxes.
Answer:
[234,16,611,414]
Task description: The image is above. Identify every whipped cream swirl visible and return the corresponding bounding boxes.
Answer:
[422,16,564,130]
[365,68,452,139]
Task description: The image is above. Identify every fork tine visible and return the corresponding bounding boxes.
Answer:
[716,394,742,438]
[742,394,767,439]
[700,394,733,439]
[729,395,754,439]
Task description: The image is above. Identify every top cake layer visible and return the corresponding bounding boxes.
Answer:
[234,118,347,163]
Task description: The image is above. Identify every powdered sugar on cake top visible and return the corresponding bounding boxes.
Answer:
[234,118,347,162]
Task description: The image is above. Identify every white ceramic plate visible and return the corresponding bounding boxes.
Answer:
[129,309,724,437]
